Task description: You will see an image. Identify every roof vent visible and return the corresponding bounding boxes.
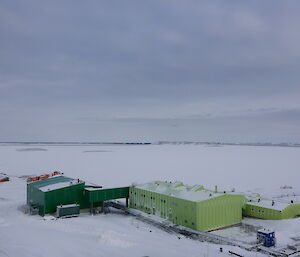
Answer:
[215,185,218,193]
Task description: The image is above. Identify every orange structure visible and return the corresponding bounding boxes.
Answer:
[27,171,61,182]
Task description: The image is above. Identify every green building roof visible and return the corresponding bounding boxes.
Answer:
[246,198,290,211]
[28,176,83,192]
[136,181,234,202]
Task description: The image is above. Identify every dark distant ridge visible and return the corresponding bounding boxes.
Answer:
[157,141,300,147]
[0,141,299,147]
[0,142,152,145]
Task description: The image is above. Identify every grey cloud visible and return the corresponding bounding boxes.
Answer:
[1,0,300,141]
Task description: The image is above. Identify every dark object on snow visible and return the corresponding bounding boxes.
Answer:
[228,250,244,257]
[56,204,80,218]
[257,229,276,247]
[29,205,39,215]
[0,174,9,183]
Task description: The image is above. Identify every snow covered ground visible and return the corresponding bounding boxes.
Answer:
[0,144,300,257]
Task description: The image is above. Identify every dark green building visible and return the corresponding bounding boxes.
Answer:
[27,175,129,216]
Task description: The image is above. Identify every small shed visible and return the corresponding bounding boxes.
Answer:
[257,229,276,247]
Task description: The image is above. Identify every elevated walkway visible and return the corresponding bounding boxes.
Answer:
[84,186,130,212]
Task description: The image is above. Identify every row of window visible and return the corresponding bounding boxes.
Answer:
[250,208,281,217]
[132,199,196,211]
[130,191,169,203]
[131,191,196,215]
[131,202,196,227]
[250,208,265,214]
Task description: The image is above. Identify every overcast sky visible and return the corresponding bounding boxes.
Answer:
[1,0,300,142]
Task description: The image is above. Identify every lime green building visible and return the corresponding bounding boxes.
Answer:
[129,181,246,231]
[244,198,300,220]
[27,176,300,231]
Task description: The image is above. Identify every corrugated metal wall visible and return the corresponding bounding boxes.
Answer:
[130,187,246,231]
[282,204,300,219]
[244,203,300,220]
[27,177,88,216]
[85,187,129,203]
[243,205,282,220]
[129,187,246,231]
[27,183,45,215]
[196,195,245,231]
[44,182,87,214]
[27,177,129,215]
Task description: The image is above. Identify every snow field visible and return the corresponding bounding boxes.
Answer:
[1,144,299,257]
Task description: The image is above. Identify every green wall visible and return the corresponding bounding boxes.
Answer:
[196,195,245,231]
[86,187,129,203]
[244,203,300,220]
[27,176,88,216]
[27,183,45,215]
[129,187,197,230]
[282,204,300,219]
[44,182,87,215]
[243,204,282,220]
[27,176,129,216]
[129,187,246,231]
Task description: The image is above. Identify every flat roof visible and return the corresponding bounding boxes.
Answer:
[57,203,80,208]
[39,179,82,192]
[246,199,290,211]
[84,186,129,192]
[135,181,234,202]
[29,176,84,192]
[258,228,275,234]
